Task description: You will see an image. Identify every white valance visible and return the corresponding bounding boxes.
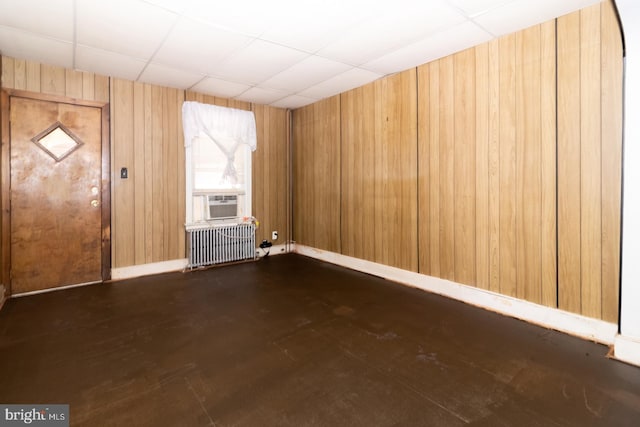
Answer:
[182,101,257,183]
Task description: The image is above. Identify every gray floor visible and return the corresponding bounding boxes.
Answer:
[1,254,639,426]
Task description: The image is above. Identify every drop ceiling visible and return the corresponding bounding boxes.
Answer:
[0,0,602,109]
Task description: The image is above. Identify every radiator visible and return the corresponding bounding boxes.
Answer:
[186,222,256,268]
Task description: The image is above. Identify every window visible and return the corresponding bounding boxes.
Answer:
[182,102,256,224]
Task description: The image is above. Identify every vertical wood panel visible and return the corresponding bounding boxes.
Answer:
[488,39,501,294]
[151,85,164,262]
[143,85,154,263]
[40,64,65,96]
[580,4,603,319]
[475,44,490,290]
[453,49,476,285]
[516,26,542,303]
[83,73,96,101]
[252,104,266,242]
[557,11,583,314]
[439,56,455,280]
[499,33,517,298]
[65,69,83,99]
[13,59,26,90]
[112,79,135,267]
[361,84,376,262]
[541,21,558,308]
[25,60,41,92]
[133,82,146,265]
[600,0,623,323]
[1,57,15,88]
[341,89,357,258]
[428,61,441,278]
[417,64,430,275]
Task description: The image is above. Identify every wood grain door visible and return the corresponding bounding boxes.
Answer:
[9,94,108,294]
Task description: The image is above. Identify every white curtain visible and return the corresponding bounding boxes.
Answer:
[182,101,257,184]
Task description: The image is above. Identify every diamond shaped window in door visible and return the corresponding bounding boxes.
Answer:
[32,121,84,162]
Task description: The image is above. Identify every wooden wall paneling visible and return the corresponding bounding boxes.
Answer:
[340,88,357,258]
[164,88,182,260]
[272,106,288,244]
[417,64,430,275]
[292,104,313,246]
[453,49,476,285]
[65,69,83,99]
[40,64,65,96]
[488,39,501,294]
[133,82,146,265]
[1,57,14,88]
[13,59,25,90]
[361,84,377,262]
[82,73,95,101]
[25,60,41,92]
[267,106,278,244]
[151,85,165,262]
[176,92,186,259]
[580,4,603,318]
[516,26,542,304]
[557,11,583,314]
[600,0,623,323]
[143,85,154,263]
[541,20,558,308]
[439,56,455,280]
[499,33,517,298]
[314,96,341,253]
[428,61,441,278]
[111,79,135,267]
[475,44,490,290]
[373,78,385,265]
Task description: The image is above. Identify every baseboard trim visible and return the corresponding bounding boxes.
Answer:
[111,258,188,280]
[294,245,618,346]
[613,335,640,367]
[12,280,102,297]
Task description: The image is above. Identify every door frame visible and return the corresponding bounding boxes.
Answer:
[0,89,111,296]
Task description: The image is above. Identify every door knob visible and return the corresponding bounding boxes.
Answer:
[91,200,99,207]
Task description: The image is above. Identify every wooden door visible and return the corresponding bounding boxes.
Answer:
[8,93,109,294]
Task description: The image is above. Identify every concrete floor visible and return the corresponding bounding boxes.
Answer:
[1,254,639,426]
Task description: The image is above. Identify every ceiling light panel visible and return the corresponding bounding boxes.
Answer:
[0,26,73,69]
[153,17,253,75]
[210,40,308,85]
[0,0,74,40]
[77,0,179,59]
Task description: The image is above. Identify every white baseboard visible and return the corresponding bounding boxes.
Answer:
[614,335,640,367]
[111,258,188,280]
[294,245,618,346]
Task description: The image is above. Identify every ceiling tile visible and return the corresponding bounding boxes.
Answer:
[362,21,493,75]
[139,63,204,89]
[141,0,196,14]
[190,76,252,98]
[153,17,253,75]
[75,45,146,81]
[184,0,282,37]
[235,87,288,105]
[77,0,179,59]
[0,0,74,40]
[446,0,513,17]
[260,55,351,92]
[474,0,603,37]
[211,40,308,84]
[318,0,466,65]
[298,68,382,99]
[270,94,318,109]
[259,0,373,53]
[0,26,73,69]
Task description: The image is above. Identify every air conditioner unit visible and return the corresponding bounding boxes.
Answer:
[207,194,238,220]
